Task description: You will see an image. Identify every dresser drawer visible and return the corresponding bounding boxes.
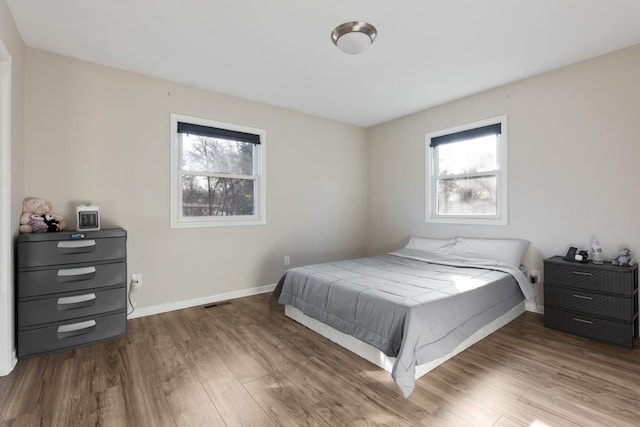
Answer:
[544,307,634,348]
[17,311,127,359]
[545,284,636,322]
[18,286,126,328]
[18,261,126,298]
[17,236,126,268]
[17,262,127,298]
[545,262,634,295]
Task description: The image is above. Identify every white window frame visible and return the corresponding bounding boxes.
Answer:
[170,113,266,228]
[425,115,508,226]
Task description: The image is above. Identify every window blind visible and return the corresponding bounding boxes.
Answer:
[177,122,261,145]
[430,123,501,148]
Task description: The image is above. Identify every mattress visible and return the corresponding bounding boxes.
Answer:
[285,300,525,379]
[273,249,531,396]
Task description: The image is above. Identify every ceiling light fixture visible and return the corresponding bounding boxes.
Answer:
[331,21,378,55]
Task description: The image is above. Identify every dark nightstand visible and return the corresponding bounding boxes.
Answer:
[543,256,638,348]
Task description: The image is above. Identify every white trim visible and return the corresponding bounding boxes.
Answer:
[425,115,508,226]
[525,300,543,314]
[127,283,276,319]
[170,113,267,228]
[0,41,16,376]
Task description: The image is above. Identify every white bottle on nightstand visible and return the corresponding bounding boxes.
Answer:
[591,239,604,264]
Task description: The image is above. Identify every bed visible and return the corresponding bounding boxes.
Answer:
[272,236,535,397]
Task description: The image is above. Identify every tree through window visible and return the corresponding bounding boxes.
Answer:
[171,115,266,228]
[426,116,507,225]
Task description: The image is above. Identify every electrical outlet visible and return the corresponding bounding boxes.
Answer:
[284,255,290,266]
[131,273,142,292]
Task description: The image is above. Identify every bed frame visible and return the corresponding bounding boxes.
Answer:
[285,300,525,380]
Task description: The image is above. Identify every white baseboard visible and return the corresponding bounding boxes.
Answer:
[525,300,543,314]
[0,352,17,377]
[127,283,277,319]
[127,285,543,319]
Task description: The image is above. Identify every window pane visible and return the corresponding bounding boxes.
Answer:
[181,134,254,175]
[438,135,497,175]
[182,175,255,217]
[437,175,497,215]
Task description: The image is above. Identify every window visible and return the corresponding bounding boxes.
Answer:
[426,116,507,225]
[170,114,266,228]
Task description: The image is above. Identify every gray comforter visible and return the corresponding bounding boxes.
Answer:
[275,249,533,397]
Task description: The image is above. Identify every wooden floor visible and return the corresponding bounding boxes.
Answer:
[1,294,640,427]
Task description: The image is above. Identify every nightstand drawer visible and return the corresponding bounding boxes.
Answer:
[17,236,126,268]
[544,307,634,348]
[545,262,634,295]
[545,285,636,322]
[17,311,127,359]
[17,262,126,298]
[18,286,126,328]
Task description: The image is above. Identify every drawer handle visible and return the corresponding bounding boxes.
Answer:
[57,320,97,339]
[57,240,97,254]
[572,317,593,325]
[572,294,593,300]
[572,271,593,276]
[57,266,97,283]
[57,293,97,311]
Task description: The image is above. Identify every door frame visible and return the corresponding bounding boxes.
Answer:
[0,39,15,376]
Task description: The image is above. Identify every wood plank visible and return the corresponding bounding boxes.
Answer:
[243,372,328,427]
[0,357,48,422]
[186,337,275,427]
[491,415,526,427]
[519,387,639,427]
[416,374,502,427]
[117,342,179,426]
[132,314,225,427]
[2,297,640,426]
[419,407,473,427]
[427,353,583,427]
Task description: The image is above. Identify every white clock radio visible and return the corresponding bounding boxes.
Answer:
[76,205,100,231]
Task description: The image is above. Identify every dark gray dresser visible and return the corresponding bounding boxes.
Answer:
[16,228,127,359]
[544,256,638,348]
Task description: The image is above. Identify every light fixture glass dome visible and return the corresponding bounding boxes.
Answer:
[331,21,377,55]
[336,31,372,55]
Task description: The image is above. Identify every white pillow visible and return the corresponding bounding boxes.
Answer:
[405,236,456,252]
[444,237,530,267]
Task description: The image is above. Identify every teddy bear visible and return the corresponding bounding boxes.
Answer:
[43,213,63,232]
[19,197,66,233]
[611,248,636,267]
[26,214,48,233]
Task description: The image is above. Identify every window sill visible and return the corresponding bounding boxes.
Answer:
[425,216,507,226]
[171,217,266,228]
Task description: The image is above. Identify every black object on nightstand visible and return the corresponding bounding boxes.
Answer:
[16,228,128,359]
[543,256,638,348]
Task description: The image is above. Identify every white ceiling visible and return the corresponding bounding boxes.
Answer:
[7,0,640,127]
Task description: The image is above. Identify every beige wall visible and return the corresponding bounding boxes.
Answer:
[24,49,367,309]
[0,0,25,374]
[14,29,640,353]
[367,44,640,300]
